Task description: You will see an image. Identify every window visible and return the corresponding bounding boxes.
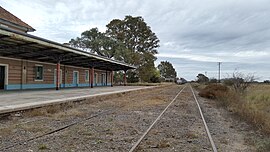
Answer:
[35,65,43,80]
[85,70,89,82]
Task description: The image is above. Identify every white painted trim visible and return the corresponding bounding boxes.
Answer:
[0,63,9,85]
[34,80,44,82]
[35,64,43,67]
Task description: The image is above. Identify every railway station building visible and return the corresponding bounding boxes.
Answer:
[0,6,135,91]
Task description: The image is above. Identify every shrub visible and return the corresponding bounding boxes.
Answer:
[198,84,229,99]
[224,71,255,93]
[209,78,218,83]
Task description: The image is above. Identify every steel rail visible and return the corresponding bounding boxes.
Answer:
[190,85,218,152]
[129,86,186,152]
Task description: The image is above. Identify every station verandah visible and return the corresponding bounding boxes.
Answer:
[0,27,135,91]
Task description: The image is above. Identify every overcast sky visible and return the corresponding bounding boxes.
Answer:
[1,0,270,81]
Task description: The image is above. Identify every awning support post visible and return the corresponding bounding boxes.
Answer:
[111,70,114,87]
[91,67,94,88]
[106,70,108,86]
[89,68,91,87]
[123,70,127,86]
[56,61,60,90]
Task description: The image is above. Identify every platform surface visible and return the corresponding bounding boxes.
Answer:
[0,86,154,114]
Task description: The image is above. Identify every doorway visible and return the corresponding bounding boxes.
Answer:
[73,71,79,87]
[0,66,5,89]
[101,73,106,86]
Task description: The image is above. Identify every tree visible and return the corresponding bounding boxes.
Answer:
[150,69,161,83]
[126,70,139,83]
[197,73,209,83]
[113,71,124,84]
[209,78,218,83]
[263,80,270,83]
[68,16,160,82]
[69,28,126,58]
[106,16,160,82]
[157,61,177,79]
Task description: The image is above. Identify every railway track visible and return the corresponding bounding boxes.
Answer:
[0,85,181,151]
[1,85,218,151]
[129,84,218,152]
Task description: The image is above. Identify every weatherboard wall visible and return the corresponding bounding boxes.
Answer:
[0,57,112,90]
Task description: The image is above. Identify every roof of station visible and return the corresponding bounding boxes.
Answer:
[0,6,35,32]
[0,26,136,71]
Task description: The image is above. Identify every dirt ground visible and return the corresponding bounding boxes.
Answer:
[0,84,263,151]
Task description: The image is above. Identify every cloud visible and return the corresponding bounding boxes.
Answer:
[156,53,220,62]
[1,0,270,81]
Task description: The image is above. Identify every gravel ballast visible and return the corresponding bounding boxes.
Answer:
[0,85,261,151]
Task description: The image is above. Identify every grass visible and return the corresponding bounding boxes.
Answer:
[157,140,170,148]
[198,84,270,134]
[198,83,270,151]
[125,82,172,86]
[0,127,13,136]
[255,138,270,152]
[38,144,48,150]
[185,131,199,139]
[244,84,270,133]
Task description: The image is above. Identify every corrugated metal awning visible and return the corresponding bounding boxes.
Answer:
[0,27,136,71]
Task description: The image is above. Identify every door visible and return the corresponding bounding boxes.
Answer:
[94,73,97,86]
[73,71,79,86]
[101,74,106,86]
[0,66,5,89]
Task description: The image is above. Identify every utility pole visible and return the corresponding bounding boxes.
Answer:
[218,62,221,83]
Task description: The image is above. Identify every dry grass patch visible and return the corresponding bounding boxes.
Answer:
[198,83,270,151]
[199,84,270,134]
[185,131,199,139]
[0,127,13,136]
[156,140,171,148]
[53,108,84,119]
[17,123,48,133]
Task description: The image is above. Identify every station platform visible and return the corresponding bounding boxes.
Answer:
[0,86,154,114]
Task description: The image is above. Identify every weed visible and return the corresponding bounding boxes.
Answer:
[0,127,13,136]
[38,144,48,150]
[219,137,229,145]
[45,105,61,114]
[26,108,46,117]
[157,140,170,148]
[255,139,270,152]
[96,139,103,144]
[186,131,198,139]
[108,117,113,122]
